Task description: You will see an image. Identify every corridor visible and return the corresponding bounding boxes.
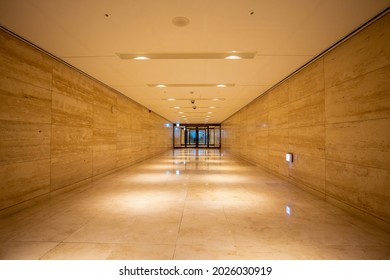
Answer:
[0,149,389,260]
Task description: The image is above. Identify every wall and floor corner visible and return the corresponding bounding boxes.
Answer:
[0,28,173,214]
[221,12,390,231]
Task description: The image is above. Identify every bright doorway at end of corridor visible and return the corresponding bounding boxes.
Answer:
[174,124,221,148]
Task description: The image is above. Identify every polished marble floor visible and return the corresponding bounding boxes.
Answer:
[0,149,389,260]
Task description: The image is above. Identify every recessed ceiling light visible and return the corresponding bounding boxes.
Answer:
[208,112,213,114]
[148,83,234,87]
[212,99,219,101]
[225,55,242,59]
[133,56,150,60]
[217,84,227,88]
[167,98,175,101]
[209,106,215,108]
[179,112,183,114]
[118,52,255,60]
[174,106,180,109]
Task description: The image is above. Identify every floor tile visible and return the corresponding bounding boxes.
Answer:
[0,241,59,260]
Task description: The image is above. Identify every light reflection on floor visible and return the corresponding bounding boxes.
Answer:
[0,149,389,260]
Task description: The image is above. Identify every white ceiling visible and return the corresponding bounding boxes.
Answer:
[0,0,388,124]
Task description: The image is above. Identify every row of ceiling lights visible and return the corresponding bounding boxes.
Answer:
[133,55,243,60]
[174,103,215,123]
[126,16,253,124]
[120,52,244,124]
[151,83,226,123]
[152,84,231,88]
[155,84,226,122]
[171,98,218,123]
[117,52,256,60]
[173,110,215,123]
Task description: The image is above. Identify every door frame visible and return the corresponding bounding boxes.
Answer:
[173,124,221,148]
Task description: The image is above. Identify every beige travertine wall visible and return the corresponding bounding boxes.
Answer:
[0,29,172,212]
[222,13,390,227]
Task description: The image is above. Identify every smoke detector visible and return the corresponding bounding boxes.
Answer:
[172,17,190,27]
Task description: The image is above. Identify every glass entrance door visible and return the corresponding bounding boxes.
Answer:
[198,127,208,148]
[173,124,221,148]
[187,127,197,148]
[208,126,220,148]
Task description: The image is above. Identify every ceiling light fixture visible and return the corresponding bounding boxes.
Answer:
[162,98,225,101]
[174,106,180,109]
[212,99,219,101]
[225,55,242,59]
[133,56,150,60]
[167,98,175,101]
[148,83,234,87]
[209,106,215,108]
[118,52,255,60]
